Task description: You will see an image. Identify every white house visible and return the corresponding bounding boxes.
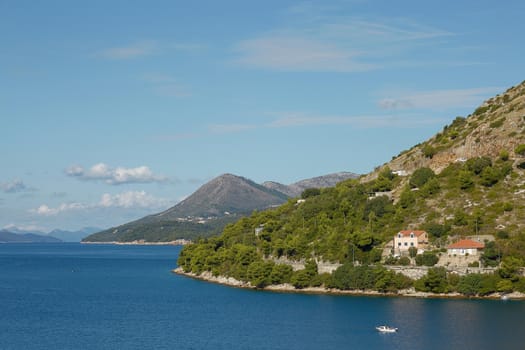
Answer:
[447,239,485,256]
[393,230,428,255]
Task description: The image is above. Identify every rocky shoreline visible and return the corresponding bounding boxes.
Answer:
[172,267,525,300]
[82,239,191,246]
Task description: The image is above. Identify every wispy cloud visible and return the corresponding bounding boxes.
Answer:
[97,40,205,60]
[143,73,192,98]
[32,191,171,216]
[235,36,375,72]
[209,111,444,134]
[233,7,463,72]
[208,123,257,134]
[98,40,158,60]
[378,87,502,111]
[3,223,44,232]
[1,179,35,193]
[66,163,168,185]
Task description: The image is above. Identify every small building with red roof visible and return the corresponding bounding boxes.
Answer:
[446,239,485,256]
[393,230,428,255]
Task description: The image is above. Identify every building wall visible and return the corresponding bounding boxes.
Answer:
[447,248,480,256]
[394,235,418,252]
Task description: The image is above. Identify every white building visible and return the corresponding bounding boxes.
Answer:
[393,230,428,255]
[446,239,485,256]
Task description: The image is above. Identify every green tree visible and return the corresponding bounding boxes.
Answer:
[466,157,492,175]
[480,166,500,187]
[481,241,500,267]
[398,187,416,209]
[409,167,436,188]
[423,222,451,238]
[457,274,483,296]
[247,260,273,288]
[458,170,474,190]
[301,188,321,199]
[269,264,293,285]
[416,267,448,293]
[498,257,523,282]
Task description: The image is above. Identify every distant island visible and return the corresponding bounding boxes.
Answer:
[0,230,62,243]
[176,80,525,299]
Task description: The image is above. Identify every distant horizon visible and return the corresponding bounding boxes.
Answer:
[2,0,524,231]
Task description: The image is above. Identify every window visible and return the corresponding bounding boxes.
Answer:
[404,242,408,246]
[398,234,402,238]
[410,242,414,246]
[410,233,414,238]
[398,242,401,246]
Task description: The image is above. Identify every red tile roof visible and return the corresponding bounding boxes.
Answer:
[398,230,426,237]
[447,239,485,249]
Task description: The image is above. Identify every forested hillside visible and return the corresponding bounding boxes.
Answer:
[178,80,525,296]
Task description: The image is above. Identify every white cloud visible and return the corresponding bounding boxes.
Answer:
[378,87,502,111]
[66,163,167,185]
[31,191,171,216]
[33,203,87,216]
[98,40,158,60]
[99,191,171,209]
[1,179,33,193]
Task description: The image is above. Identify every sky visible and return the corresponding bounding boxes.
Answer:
[1,0,524,232]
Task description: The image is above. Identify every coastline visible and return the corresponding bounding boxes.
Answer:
[81,239,191,246]
[172,267,525,300]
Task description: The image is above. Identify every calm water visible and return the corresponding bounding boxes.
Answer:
[1,244,524,350]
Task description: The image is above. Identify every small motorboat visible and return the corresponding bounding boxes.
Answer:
[376,325,398,333]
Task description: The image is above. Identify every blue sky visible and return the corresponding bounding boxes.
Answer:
[1,0,524,232]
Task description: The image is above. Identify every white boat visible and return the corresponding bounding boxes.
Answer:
[376,325,398,333]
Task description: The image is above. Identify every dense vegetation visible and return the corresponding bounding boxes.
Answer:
[178,154,525,296]
[178,81,525,297]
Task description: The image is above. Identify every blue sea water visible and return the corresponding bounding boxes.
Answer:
[1,244,524,350]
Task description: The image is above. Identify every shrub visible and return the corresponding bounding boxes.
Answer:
[466,157,492,175]
[515,144,525,156]
[415,252,439,266]
[409,167,436,188]
[474,106,489,115]
[489,118,504,128]
[422,145,436,159]
[398,256,411,266]
[499,149,510,161]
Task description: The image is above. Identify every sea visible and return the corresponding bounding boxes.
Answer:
[1,243,524,350]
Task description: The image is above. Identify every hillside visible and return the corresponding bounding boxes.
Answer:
[177,80,525,293]
[83,172,357,242]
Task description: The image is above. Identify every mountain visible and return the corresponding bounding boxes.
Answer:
[83,172,359,243]
[0,231,62,243]
[156,173,289,219]
[262,172,359,197]
[177,80,525,289]
[48,227,101,242]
